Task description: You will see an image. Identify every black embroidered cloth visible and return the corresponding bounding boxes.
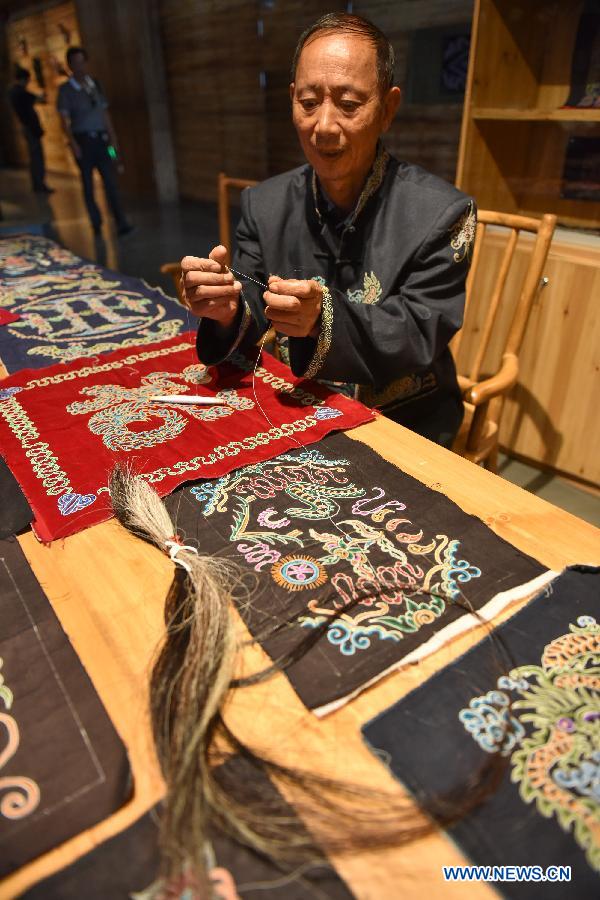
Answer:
[0,536,131,877]
[0,458,32,538]
[0,233,185,373]
[165,432,549,715]
[21,756,354,899]
[362,566,600,898]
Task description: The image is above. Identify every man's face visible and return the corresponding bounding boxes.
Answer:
[290,32,398,189]
[69,52,88,78]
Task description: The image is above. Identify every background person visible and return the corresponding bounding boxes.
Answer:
[57,46,133,237]
[8,66,53,195]
[180,13,476,447]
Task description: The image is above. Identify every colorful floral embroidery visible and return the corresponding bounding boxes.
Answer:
[65,364,246,452]
[57,492,97,516]
[0,244,184,367]
[314,406,343,420]
[347,272,383,305]
[6,288,183,363]
[189,446,482,656]
[0,387,23,401]
[0,396,73,497]
[0,266,101,306]
[272,556,328,591]
[450,201,476,263]
[0,235,79,276]
[459,615,600,870]
[0,658,41,820]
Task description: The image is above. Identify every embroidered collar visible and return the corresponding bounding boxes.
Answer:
[311,143,390,228]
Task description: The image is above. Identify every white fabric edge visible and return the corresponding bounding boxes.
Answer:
[312,568,560,718]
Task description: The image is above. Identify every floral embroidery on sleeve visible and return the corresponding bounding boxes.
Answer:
[303,286,333,380]
[347,272,383,305]
[450,200,476,263]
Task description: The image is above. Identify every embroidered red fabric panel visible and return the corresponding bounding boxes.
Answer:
[0,332,373,541]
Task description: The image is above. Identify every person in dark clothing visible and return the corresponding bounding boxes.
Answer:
[8,66,53,194]
[180,14,475,447]
[56,46,133,237]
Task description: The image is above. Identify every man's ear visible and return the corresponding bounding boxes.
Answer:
[289,82,295,103]
[382,86,402,132]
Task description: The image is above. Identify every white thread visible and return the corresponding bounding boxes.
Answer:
[165,538,198,573]
[228,266,269,290]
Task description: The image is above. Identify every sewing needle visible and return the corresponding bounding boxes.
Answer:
[149,395,229,405]
[227,266,269,291]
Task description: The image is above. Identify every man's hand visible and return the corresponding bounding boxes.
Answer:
[180,245,241,329]
[264,276,322,338]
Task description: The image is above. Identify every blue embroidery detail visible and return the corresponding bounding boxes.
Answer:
[278,558,321,586]
[0,387,23,400]
[300,617,401,655]
[57,492,97,515]
[553,750,600,802]
[314,406,343,421]
[458,690,525,755]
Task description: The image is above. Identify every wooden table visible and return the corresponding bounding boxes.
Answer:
[3,415,599,900]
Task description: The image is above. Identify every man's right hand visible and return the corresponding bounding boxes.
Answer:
[180,245,241,329]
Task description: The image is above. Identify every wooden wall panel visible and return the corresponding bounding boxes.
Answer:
[260,0,345,176]
[73,0,156,195]
[159,0,473,200]
[159,0,267,202]
[5,1,80,176]
[4,0,161,195]
[357,0,474,184]
[455,231,600,486]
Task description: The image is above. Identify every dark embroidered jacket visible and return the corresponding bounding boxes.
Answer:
[197,148,476,444]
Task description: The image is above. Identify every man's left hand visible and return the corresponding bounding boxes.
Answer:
[263,276,322,338]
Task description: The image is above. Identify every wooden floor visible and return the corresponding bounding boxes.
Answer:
[3,413,599,899]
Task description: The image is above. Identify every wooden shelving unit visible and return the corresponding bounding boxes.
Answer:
[457,0,600,230]
[471,108,600,123]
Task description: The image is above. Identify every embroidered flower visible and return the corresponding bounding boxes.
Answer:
[450,201,476,263]
[347,272,383,305]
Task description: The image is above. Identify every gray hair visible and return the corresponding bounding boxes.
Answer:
[291,12,395,94]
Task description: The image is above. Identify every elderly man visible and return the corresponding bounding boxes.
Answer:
[181,13,475,446]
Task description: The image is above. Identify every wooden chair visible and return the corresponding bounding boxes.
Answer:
[217,171,258,266]
[451,210,556,471]
[159,171,258,302]
[159,261,185,303]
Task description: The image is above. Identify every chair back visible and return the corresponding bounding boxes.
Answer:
[159,261,185,304]
[453,210,556,382]
[217,171,258,266]
[159,172,259,302]
[450,210,556,468]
